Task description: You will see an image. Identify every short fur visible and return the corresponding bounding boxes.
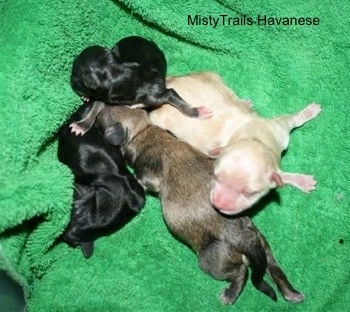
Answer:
[96,106,304,305]
[57,101,145,258]
[69,36,211,135]
[149,72,322,215]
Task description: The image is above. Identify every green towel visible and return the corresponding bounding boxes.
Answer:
[0,0,349,311]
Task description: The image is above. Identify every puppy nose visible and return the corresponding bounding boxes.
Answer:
[210,182,239,214]
[210,187,229,210]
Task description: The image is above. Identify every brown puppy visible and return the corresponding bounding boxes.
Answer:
[149,72,321,215]
[96,106,304,305]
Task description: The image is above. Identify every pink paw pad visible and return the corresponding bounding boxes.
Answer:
[296,175,317,193]
[303,103,322,120]
[284,292,305,303]
[69,122,86,136]
[197,106,213,119]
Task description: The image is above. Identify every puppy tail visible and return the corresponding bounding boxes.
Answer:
[244,242,277,301]
[81,242,94,259]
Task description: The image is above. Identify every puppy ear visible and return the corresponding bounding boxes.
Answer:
[73,183,91,198]
[111,45,121,59]
[104,123,126,146]
[122,176,146,213]
[270,171,283,187]
[208,147,223,158]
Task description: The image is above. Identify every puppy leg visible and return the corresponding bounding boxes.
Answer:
[243,241,277,301]
[274,103,321,134]
[278,172,317,193]
[198,240,248,305]
[70,101,105,135]
[159,88,213,119]
[121,176,146,212]
[257,230,305,303]
[220,265,249,305]
[198,238,276,304]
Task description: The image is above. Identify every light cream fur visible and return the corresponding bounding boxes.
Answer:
[150,72,321,215]
[150,72,254,155]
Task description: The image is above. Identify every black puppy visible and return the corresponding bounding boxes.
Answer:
[57,101,146,258]
[69,36,212,135]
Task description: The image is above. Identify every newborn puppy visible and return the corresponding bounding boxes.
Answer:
[69,36,211,135]
[57,101,146,258]
[149,72,322,215]
[97,106,304,305]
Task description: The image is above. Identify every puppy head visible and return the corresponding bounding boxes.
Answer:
[70,45,121,102]
[112,36,167,77]
[96,106,150,146]
[210,140,282,215]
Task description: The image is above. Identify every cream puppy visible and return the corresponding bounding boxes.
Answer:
[149,72,321,215]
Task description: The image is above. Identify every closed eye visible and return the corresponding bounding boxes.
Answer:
[243,191,259,198]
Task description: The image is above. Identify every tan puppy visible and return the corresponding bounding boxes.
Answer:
[96,106,304,305]
[149,72,321,215]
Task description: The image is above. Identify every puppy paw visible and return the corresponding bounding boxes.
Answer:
[302,103,322,120]
[196,106,213,119]
[241,99,253,109]
[69,122,86,136]
[219,287,237,305]
[296,175,317,193]
[284,291,305,303]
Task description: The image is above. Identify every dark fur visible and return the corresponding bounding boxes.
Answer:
[57,101,145,258]
[70,36,203,134]
[96,106,305,305]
